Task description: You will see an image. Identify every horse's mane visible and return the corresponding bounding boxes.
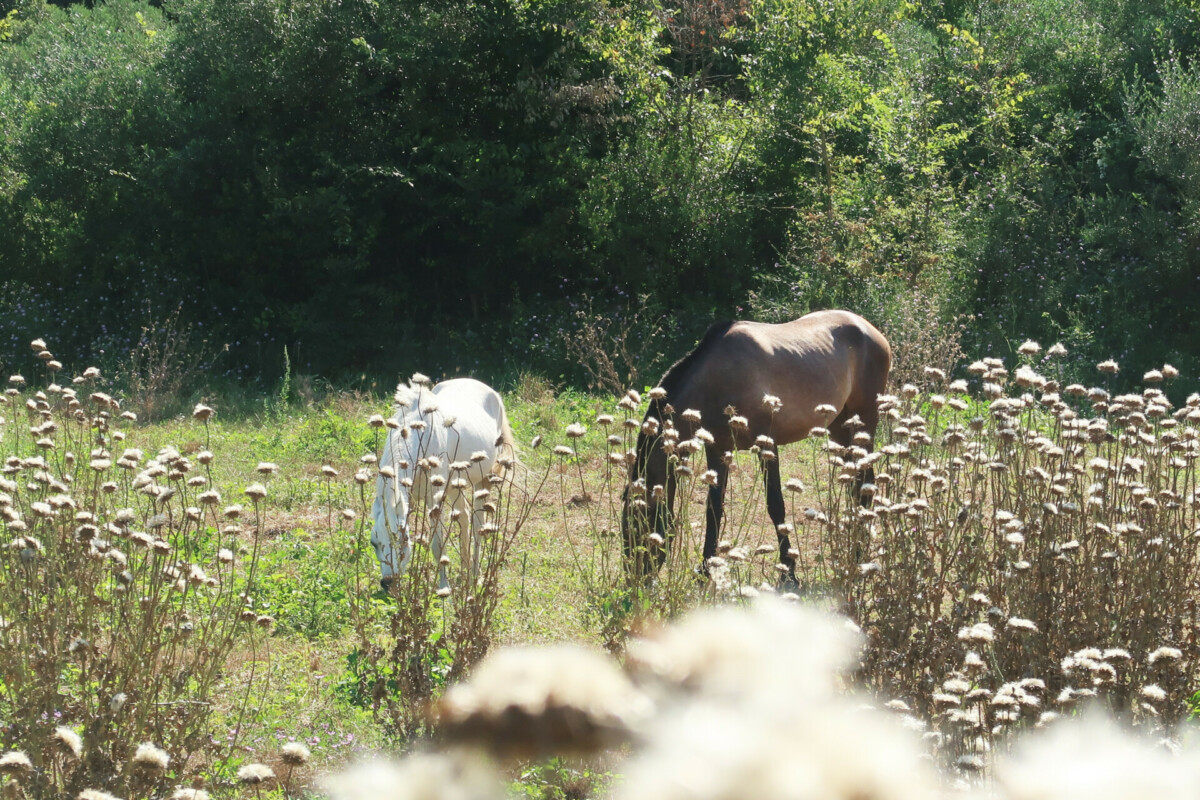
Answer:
[656,320,735,400]
[633,320,736,476]
[393,381,430,412]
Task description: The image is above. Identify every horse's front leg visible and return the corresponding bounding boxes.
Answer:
[431,516,451,592]
[468,492,487,584]
[702,448,728,563]
[762,456,798,590]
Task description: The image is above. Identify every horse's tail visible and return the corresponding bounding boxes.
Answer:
[492,396,518,480]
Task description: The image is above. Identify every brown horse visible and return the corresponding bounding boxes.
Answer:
[621,309,891,585]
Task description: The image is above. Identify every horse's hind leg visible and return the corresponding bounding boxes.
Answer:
[702,448,728,563]
[431,519,450,591]
[762,457,798,590]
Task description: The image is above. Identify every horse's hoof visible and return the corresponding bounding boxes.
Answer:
[777,573,800,595]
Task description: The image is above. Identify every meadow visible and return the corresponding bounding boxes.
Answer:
[2,337,1200,800]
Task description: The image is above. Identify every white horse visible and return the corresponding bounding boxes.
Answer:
[370,377,515,592]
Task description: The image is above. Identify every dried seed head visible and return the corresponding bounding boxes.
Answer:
[0,750,33,777]
[171,790,209,800]
[192,404,215,422]
[130,742,170,774]
[53,726,83,759]
[244,484,268,501]
[322,755,500,800]
[80,790,123,800]
[237,763,276,785]
[1147,646,1183,665]
[280,742,311,766]
[438,644,652,759]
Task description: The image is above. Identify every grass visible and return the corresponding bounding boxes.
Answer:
[54,378,825,779]
[6,347,1200,798]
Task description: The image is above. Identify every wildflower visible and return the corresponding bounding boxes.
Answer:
[192,403,215,422]
[1006,617,1039,633]
[956,754,984,772]
[1017,340,1041,355]
[1141,684,1167,703]
[0,750,33,777]
[80,791,123,800]
[596,414,614,426]
[237,764,276,785]
[1144,369,1164,383]
[553,445,574,457]
[996,714,1194,798]
[171,790,209,800]
[957,622,996,644]
[1163,364,1179,380]
[53,726,83,759]
[681,408,702,423]
[1047,342,1068,357]
[280,742,311,766]
[1147,646,1183,665]
[565,423,587,439]
[1097,360,1119,375]
[255,462,279,474]
[627,598,861,703]
[762,394,783,412]
[321,465,339,478]
[438,644,652,758]
[130,743,169,774]
[323,755,500,800]
[244,484,267,501]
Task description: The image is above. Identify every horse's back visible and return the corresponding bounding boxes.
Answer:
[668,310,890,445]
[431,378,510,453]
[431,376,502,416]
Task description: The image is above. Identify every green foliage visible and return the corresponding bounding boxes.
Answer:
[1,0,1199,390]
